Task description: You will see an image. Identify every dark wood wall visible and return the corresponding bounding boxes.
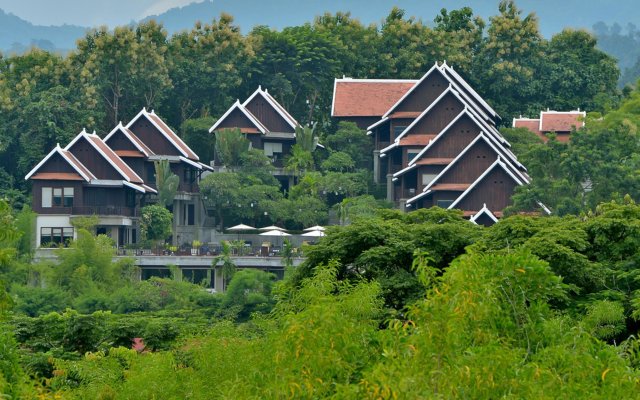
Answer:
[67,139,121,180]
[425,116,482,158]
[245,96,294,133]
[405,93,464,137]
[40,153,77,174]
[129,117,181,157]
[105,131,137,152]
[32,180,84,213]
[456,167,518,211]
[215,108,255,131]
[396,71,449,113]
[439,141,497,184]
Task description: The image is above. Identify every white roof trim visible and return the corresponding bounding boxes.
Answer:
[142,184,158,194]
[392,85,454,143]
[208,100,267,134]
[199,162,214,171]
[123,181,146,193]
[244,87,298,130]
[537,201,552,215]
[406,189,432,205]
[331,78,337,117]
[25,145,93,181]
[334,78,419,83]
[441,64,499,119]
[448,159,525,210]
[179,156,202,170]
[392,163,418,178]
[65,131,139,183]
[408,109,468,165]
[470,203,499,224]
[366,116,389,132]
[381,62,440,118]
[104,122,151,157]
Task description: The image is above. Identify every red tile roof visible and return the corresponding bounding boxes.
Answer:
[399,134,436,146]
[431,183,471,191]
[115,150,146,158]
[30,172,84,181]
[86,135,143,183]
[463,210,504,218]
[416,158,453,165]
[389,111,422,119]
[123,127,154,156]
[513,119,540,134]
[540,111,585,132]
[332,79,417,117]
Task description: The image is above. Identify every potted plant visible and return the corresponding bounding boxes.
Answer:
[191,240,202,256]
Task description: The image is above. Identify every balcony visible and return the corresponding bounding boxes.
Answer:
[71,206,139,217]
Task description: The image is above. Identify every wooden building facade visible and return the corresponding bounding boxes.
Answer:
[332,61,536,224]
[26,108,212,247]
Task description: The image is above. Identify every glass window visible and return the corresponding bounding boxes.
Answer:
[42,187,52,208]
[436,200,454,209]
[393,126,407,138]
[63,187,74,207]
[422,174,438,186]
[53,188,62,206]
[264,142,283,157]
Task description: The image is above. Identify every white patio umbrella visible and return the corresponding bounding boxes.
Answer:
[301,229,325,237]
[303,225,326,232]
[227,224,256,231]
[259,230,291,237]
[226,224,256,242]
[259,225,286,231]
[259,229,291,251]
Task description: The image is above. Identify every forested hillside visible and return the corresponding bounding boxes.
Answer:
[3,200,640,397]
[0,1,620,210]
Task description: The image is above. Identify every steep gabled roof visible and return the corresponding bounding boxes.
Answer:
[208,100,268,135]
[104,122,155,157]
[243,86,299,130]
[470,204,499,225]
[381,62,441,119]
[440,63,499,120]
[405,134,528,206]
[65,130,144,183]
[381,85,461,155]
[25,144,95,181]
[448,158,526,210]
[127,108,199,160]
[332,78,417,117]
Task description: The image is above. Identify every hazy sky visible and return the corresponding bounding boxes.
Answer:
[0,0,638,37]
[0,0,205,26]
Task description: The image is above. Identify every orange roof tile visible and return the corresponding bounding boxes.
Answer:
[389,111,421,119]
[87,135,143,183]
[239,127,260,134]
[115,150,145,158]
[463,210,504,217]
[332,80,416,117]
[540,112,585,132]
[30,172,84,181]
[430,183,470,191]
[416,158,453,165]
[399,134,435,146]
[513,119,540,135]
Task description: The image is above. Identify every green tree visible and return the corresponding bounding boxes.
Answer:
[214,128,249,169]
[181,116,216,164]
[154,159,179,208]
[222,269,276,321]
[140,205,173,246]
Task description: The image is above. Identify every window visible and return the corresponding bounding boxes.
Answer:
[147,163,156,183]
[393,126,407,138]
[42,187,52,208]
[42,187,73,208]
[407,151,420,162]
[436,199,454,209]
[264,142,283,157]
[126,189,136,208]
[422,173,438,186]
[40,227,74,247]
[188,204,195,226]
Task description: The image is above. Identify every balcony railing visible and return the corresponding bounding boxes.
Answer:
[72,206,138,217]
